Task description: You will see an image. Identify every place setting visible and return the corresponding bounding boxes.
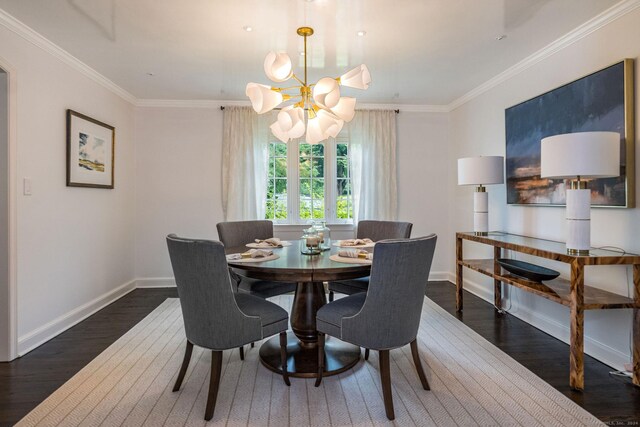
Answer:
[332,238,376,249]
[225,248,279,262]
[330,248,374,264]
[245,237,292,248]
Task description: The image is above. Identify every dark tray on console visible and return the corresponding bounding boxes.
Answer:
[497,258,560,282]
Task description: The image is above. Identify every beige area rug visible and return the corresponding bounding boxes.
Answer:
[17,296,604,427]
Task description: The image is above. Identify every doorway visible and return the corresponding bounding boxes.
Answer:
[0,67,11,361]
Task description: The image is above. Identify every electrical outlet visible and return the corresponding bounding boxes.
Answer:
[23,178,32,196]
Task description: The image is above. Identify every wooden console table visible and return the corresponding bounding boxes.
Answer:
[456,231,640,391]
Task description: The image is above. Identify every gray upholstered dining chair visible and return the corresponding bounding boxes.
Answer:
[217,220,296,360]
[217,220,297,298]
[315,235,437,421]
[166,234,290,421]
[328,220,413,302]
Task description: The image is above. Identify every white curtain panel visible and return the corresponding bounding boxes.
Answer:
[222,106,273,221]
[348,109,398,222]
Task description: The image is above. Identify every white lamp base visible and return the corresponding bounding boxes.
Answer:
[566,187,590,255]
[473,188,488,235]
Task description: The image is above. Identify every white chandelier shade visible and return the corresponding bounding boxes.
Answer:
[270,106,306,143]
[329,97,356,122]
[246,27,370,144]
[246,83,284,114]
[264,52,293,82]
[340,64,371,90]
[313,77,341,109]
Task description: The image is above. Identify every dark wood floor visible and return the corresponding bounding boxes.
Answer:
[0,282,638,426]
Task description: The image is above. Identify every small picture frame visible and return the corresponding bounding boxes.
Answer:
[66,109,115,189]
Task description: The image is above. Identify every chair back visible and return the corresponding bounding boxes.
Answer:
[166,235,262,350]
[341,235,437,349]
[356,220,412,241]
[216,220,274,249]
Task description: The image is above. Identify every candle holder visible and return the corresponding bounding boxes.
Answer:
[300,227,322,255]
[312,221,332,251]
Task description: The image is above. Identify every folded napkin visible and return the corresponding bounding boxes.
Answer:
[337,249,373,260]
[254,237,283,248]
[340,238,374,247]
[227,249,274,260]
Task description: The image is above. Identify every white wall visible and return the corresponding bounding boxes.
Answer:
[0,24,137,354]
[134,108,452,283]
[134,107,223,283]
[449,7,640,371]
[0,69,8,359]
[397,112,451,276]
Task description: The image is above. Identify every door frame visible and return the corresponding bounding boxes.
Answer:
[0,55,18,361]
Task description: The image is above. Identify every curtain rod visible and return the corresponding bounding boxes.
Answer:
[219,106,400,114]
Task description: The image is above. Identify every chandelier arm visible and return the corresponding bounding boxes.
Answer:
[291,74,305,86]
[272,85,303,92]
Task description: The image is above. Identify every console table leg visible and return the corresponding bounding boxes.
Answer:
[456,237,463,312]
[494,247,502,312]
[633,265,639,387]
[569,261,585,391]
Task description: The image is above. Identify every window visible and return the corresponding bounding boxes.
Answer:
[265,137,353,224]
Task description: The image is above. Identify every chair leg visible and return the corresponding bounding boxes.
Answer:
[315,332,325,387]
[280,331,290,386]
[410,339,430,390]
[204,350,223,421]
[364,348,370,361]
[379,350,395,420]
[173,341,193,392]
[239,346,244,360]
[329,291,334,302]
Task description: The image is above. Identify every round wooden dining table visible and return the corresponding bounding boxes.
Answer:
[226,241,371,378]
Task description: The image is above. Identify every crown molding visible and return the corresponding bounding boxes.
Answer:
[0,8,137,105]
[447,0,640,111]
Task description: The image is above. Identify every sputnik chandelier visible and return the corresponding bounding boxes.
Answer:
[246,26,371,144]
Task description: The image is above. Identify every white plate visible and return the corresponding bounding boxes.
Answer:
[329,254,372,265]
[332,240,376,249]
[245,241,292,249]
[226,254,280,263]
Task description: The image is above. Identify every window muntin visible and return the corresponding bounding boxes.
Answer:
[265,138,352,224]
[266,142,288,220]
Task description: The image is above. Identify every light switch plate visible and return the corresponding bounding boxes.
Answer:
[23,178,32,196]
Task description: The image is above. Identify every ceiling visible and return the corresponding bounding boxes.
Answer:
[0,0,620,105]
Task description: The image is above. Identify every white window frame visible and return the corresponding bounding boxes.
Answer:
[267,136,354,226]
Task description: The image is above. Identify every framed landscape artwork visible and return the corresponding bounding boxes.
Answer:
[66,109,115,189]
[505,59,635,207]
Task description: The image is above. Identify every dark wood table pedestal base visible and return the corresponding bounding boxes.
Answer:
[259,281,361,378]
[259,332,361,378]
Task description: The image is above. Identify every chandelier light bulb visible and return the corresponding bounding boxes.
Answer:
[312,77,341,109]
[246,83,283,114]
[339,64,371,90]
[330,97,356,122]
[264,52,293,82]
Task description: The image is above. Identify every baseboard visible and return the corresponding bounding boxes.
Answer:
[429,271,455,282]
[459,275,631,372]
[17,279,137,356]
[135,273,452,288]
[135,277,176,288]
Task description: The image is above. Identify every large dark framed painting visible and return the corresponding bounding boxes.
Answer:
[505,59,635,207]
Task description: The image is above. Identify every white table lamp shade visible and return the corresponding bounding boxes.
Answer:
[540,132,620,179]
[457,155,504,235]
[458,156,504,185]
